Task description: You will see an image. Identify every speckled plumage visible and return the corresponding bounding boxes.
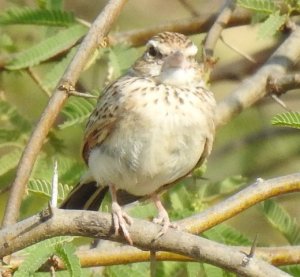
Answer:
[63,32,216,243]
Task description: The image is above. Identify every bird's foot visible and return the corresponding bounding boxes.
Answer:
[153,205,178,239]
[111,201,133,245]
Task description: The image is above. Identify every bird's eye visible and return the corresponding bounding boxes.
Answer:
[148,46,162,58]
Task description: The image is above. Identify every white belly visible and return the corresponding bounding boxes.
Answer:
[88,84,215,196]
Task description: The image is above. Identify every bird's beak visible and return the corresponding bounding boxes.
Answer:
[163,51,189,70]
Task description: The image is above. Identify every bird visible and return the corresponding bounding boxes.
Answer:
[61,31,216,245]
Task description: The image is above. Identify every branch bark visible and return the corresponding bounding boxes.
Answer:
[0,209,290,277]
[1,0,128,228]
[216,24,300,127]
[1,174,300,273]
[6,245,300,271]
[203,0,236,58]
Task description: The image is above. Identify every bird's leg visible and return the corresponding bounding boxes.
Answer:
[109,184,133,245]
[152,194,177,239]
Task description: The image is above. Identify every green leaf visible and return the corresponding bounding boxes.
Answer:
[108,44,139,79]
[6,24,87,70]
[28,178,72,201]
[0,7,75,26]
[237,0,277,14]
[261,199,300,244]
[272,111,300,129]
[0,148,22,176]
[14,241,56,276]
[204,224,252,246]
[0,100,31,131]
[258,11,286,38]
[59,97,96,129]
[55,243,81,277]
[43,46,77,90]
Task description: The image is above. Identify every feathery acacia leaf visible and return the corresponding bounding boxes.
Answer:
[272,111,300,129]
[55,243,81,277]
[59,97,96,129]
[6,24,87,70]
[204,224,252,246]
[261,199,300,244]
[237,0,277,14]
[0,148,22,176]
[0,7,75,26]
[28,178,72,201]
[14,241,56,276]
[258,11,286,38]
[43,46,77,90]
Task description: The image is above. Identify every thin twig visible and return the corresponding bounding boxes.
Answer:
[1,0,128,228]
[216,25,300,127]
[203,0,236,61]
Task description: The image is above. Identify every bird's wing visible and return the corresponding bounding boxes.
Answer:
[82,80,122,164]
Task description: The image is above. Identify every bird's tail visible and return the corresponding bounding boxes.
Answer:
[60,171,109,211]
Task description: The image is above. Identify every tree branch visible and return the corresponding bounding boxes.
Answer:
[179,173,300,233]
[1,0,128,228]
[267,73,300,96]
[215,25,300,128]
[1,174,300,273]
[108,8,251,47]
[0,209,290,277]
[6,245,300,271]
[203,0,236,59]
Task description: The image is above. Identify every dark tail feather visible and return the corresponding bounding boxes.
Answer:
[60,181,109,211]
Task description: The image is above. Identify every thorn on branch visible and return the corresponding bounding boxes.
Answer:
[39,203,54,222]
[50,161,58,209]
[271,94,291,111]
[267,73,300,97]
[58,82,97,99]
[241,234,258,267]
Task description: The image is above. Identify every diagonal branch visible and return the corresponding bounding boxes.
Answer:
[0,209,290,277]
[178,173,300,233]
[216,24,300,127]
[203,0,236,59]
[1,0,128,228]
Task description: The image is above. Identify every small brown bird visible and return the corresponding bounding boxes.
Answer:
[61,32,216,244]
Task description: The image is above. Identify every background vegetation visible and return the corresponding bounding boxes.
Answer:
[0,0,300,276]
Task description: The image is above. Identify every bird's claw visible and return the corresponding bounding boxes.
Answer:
[111,202,133,245]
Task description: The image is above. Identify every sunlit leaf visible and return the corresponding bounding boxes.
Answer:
[261,199,300,244]
[272,111,300,129]
[258,11,286,38]
[6,24,87,70]
[0,7,75,26]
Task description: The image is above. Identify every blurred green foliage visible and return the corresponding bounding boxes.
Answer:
[0,0,300,276]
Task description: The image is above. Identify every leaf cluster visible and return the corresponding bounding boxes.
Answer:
[237,0,300,38]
